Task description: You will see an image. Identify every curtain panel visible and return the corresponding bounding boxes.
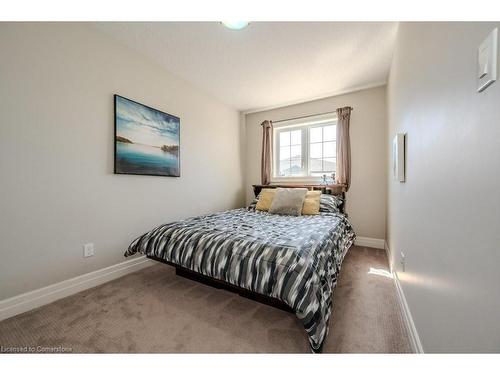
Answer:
[260,120,273,185]
[336,107,352,191]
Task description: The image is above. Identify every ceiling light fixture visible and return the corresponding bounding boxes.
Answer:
[221,21,249,30]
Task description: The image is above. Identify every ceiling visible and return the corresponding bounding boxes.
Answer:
[94,22,398,112]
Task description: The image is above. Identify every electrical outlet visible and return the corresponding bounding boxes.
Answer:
[83,243,94,258]
[400,251,406,272]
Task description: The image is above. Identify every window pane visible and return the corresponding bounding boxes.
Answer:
[290,130,301,145]
[323,141,335,157]
[310,127,322,143]
[323,158,336,172]
[323,125,336,141]
[290,158,303,175]
[279,146,290,161]
[279,161,290,176]
[310,158,322,172]
[291,145,301,159]
[310,142,322,159]
[280,131,290,147]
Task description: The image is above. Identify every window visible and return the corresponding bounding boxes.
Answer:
[273,114,337,180]
[278,129,303,176]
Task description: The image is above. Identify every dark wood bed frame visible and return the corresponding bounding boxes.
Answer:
[147,255,295,313]
[252,184,346,214]
[146,184,347,351]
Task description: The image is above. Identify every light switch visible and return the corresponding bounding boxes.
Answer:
[477,28,498,92]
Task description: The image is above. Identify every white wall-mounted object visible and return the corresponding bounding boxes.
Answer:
[477,28,498,92]
[393,133,406,182]
[83,243,94,258]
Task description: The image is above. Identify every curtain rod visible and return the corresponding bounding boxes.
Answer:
[272,108,353,124]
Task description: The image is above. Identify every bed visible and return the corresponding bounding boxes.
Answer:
[124,185,355,352]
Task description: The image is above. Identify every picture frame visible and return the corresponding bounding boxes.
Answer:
[392,133,405,182]
[114,95,180,177]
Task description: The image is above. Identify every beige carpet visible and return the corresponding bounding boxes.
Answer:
[0,246,411,353]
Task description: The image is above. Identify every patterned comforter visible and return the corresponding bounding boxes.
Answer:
[125,208,355,352]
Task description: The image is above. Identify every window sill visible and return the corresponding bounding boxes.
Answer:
[270,176,329,184]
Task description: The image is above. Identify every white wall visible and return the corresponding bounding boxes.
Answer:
[0,23,245,300]
[245,86,387,240]
[387,22,500,352]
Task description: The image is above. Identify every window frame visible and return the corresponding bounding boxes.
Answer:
[271,113,338,183]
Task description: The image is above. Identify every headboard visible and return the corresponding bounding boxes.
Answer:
[251,184,347,213]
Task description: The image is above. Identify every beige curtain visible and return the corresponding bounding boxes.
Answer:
[261,120,273,185]
[336,107,352,190]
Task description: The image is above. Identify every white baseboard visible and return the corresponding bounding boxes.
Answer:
[384,241,424,353]
[384,241,392,260]
[354,236,385,249]
[0,255,153,322]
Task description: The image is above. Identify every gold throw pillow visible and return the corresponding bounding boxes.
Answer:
[301,190,321,215]
[255,189,276,211]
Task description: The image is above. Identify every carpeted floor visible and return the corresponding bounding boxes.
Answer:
[0,246,411,353]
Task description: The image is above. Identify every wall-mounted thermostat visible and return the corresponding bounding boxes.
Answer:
[478,28,498,92]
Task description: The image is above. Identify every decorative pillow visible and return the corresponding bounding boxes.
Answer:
[319,194,344,213]
[301,190,321,215]
[255,189,276,211]
[269,188,308,216]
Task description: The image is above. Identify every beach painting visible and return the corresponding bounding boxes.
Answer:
[114,95,180,177]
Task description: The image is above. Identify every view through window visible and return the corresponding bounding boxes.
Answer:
[273,114,337,179]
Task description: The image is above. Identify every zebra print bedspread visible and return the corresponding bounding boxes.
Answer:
[124,208,355,352]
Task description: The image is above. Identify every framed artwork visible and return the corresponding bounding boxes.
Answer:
[392,133,405,182]
[114,95,180,177]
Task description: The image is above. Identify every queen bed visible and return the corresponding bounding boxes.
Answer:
[124,185,355,352]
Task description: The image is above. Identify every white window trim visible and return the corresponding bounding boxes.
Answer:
[271,113,337,183]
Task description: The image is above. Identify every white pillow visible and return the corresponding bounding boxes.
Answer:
[268,188,308,216]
